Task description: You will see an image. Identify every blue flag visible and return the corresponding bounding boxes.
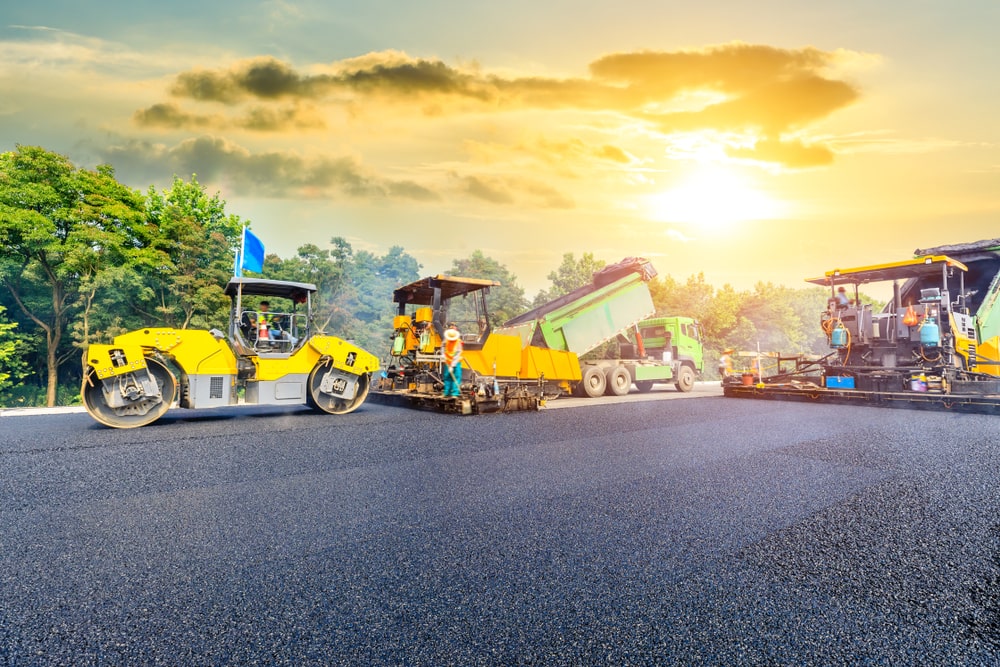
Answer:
[241,228,265,274]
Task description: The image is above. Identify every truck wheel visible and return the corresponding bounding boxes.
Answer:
[82,357,176,429]
[605,367,631,396]
[674,364,696,393]
[307,360,371,414]
[634,380,654,393]
[581,366,607,398]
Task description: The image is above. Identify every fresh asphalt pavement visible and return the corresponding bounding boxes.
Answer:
[2,391,1000,665]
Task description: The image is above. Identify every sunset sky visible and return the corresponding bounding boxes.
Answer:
[2,1,998,295]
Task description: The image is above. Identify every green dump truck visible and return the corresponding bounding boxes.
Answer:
[497,258,704,397]
[628,316,705,393]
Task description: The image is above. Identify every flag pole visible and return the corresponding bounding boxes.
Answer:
[240,225,246,272]
[236,226,246,317]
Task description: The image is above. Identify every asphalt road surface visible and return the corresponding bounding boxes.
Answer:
[2,391,1000,665]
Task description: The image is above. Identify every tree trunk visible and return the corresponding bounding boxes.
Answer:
[3,278,63,407]
[46,339,58,407]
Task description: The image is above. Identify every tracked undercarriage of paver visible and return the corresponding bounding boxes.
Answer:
[724,239,1000,414]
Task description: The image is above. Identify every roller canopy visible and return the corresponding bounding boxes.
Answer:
[224,278,317,300]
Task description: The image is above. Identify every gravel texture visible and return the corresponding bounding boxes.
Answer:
[2,398,999,665]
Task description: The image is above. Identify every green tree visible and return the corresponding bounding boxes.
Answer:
[651,272,734,341]
[786,286,858,355]
[449,250,528,325]
[264,239,422,354]
[140,176,244,330]
[265,240,349,330]
[0,146,148,406]
[731,282,804,352]
[532,252,607,305]
[341,244,422,351]
[0,305,28,396]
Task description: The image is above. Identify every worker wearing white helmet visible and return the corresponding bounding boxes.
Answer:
[442,325,464,398]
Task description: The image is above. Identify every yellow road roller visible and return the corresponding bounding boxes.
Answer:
[81,278,379,428]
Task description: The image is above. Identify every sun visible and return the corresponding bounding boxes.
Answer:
[646,163,784,230]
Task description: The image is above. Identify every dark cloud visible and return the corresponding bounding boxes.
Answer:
[520,180,574,209]
[169,55,492,105]
[100,136,439,201]
[133,103,212,129]
[387,180,438,201]
[239,105,325,131]
[171,58,305,103]
[456,174,573,208]
[337,59,490,99]
[134,102,325,132]
[460,175,514,204]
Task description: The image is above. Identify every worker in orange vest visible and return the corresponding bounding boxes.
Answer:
[442,325,463,398]
[718,348,734,380]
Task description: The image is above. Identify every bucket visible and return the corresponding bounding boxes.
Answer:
[741,373,755,386]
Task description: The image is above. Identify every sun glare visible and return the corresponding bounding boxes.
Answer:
[646,164,784,230]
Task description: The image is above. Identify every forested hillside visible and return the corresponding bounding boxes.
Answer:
[1,146,833,407]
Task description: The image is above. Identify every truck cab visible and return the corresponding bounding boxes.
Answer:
[636,316,705,374]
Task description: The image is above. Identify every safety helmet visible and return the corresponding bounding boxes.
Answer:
[444,328,461,342]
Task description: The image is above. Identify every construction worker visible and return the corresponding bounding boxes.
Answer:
[442,325,464,398]
[835,286,850,308]
[256,301,275,342]
[718,348,734,380]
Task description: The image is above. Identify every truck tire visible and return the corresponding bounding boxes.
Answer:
[605,366,631,396]
[581,365,607,398]
[675,364,696,393]
[634,380,654,393]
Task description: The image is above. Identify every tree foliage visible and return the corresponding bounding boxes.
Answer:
[449,250,528,326]
[649,272,831,377]
[532,252,606,306]
[265,238,422,354]
[141,176,244,330]
[0,305,28,394]
[0,146,148,406]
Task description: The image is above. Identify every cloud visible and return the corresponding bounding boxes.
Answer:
[645,74,857,135]
[465,137,635,176]
[171,58,305,103]
[238,105,325,131]
[1,26,197,74]
[459,175,515,205]
[588,43,834,96]
[99,135,438,200]
[454,173,574,208]
[726,137,835,167]
[168,53,493,105]
[133,103,214,129]
[148,43,864,168]
[133,101,325,132]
